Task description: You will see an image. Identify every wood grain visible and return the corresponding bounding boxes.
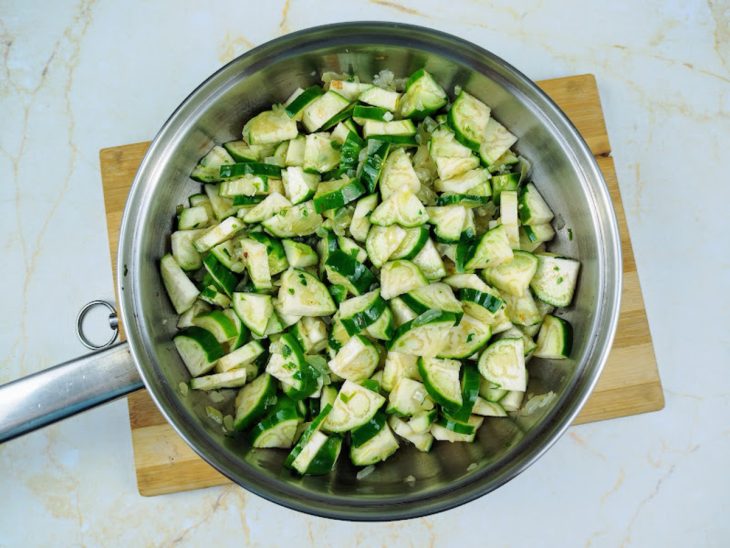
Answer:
[537,74,611,156]
[99,73,663,496]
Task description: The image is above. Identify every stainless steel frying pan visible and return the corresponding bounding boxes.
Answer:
[0,22,621,520]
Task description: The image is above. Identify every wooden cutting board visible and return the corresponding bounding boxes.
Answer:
[100,74,664,496]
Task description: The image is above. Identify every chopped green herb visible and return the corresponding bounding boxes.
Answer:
[288,288,295,295]
[282,345,292,357]
[567,228,573,241]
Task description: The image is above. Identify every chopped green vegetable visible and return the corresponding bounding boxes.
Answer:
[162,66,582,476]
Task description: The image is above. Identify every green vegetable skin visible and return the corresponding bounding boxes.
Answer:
[162,66,580,476]
[360,139,390,193]
[219,162,282,178]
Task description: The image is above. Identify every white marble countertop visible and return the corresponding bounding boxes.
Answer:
[1,1,729,546]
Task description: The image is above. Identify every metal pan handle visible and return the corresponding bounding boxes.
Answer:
[0,302,143,443]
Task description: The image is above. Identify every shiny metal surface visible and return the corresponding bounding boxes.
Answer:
[118,22,622,519]
[76,300,120,350]
[0,342,142,442]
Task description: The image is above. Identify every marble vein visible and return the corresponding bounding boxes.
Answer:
[1,0,96,376]
[632,163,645,220]
[170,489,228,545]
[279,0,292,35]
[610,43,730,84]
[217,33,255,64]
[569,431,608,461]
[600,468,625,505]
[584,529,609,548]
[28,429,84,529]
[369,0,428,17]
[620,464,677,548]
[708,0,730,74]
